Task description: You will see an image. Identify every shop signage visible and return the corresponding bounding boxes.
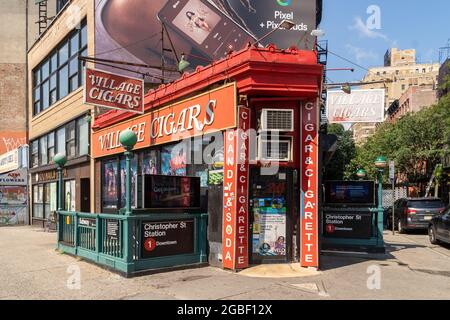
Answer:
[36,168,68,183]
[84,68,144,114]
[324,212,372,239]
[301,100,319,268]
[0,149,19,174]
[92,83,237,158]
[0,169,27,186]
[79,218,96,228]
[141,220,194,259]
[326,89,385,123]
[222,106,250,270]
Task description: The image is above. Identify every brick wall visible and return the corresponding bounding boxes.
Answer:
[0,63,27,155]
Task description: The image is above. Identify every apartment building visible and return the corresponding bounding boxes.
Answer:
[353,48,440,145]
[27,0,95,227]
[387,85,438,123]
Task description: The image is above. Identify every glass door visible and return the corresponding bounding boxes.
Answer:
[249,168,293,264]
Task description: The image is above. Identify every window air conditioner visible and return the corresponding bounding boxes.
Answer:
[260,109,294,132]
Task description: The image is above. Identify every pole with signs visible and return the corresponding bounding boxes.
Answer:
[390,160,395,236]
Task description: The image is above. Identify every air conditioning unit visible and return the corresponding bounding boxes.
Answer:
[260,109,294,132]
[257,135,292,162]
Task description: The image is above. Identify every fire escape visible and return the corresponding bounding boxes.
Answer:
[37,1,48,35]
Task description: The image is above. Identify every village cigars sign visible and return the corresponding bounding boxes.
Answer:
[84,68,144,114]
[222,106,250,270]
[92,83,237,158]
[301,100,319,269]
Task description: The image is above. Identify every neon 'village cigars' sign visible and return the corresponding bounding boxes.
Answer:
[91,83,237,158]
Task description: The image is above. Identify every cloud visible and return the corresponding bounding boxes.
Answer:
[349,17,396,46]
[345,44,379,64]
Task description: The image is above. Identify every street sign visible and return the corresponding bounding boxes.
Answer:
[389,160,395,182]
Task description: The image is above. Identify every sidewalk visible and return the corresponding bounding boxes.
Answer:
[0,226,449,300]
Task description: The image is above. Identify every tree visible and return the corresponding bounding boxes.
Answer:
[345,95,450,184]
[324,124,356,180]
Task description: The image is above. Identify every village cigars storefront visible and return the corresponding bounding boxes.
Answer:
[91,45,323,270]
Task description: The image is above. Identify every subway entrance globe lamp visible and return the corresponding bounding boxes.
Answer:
[120,129,138,215]
[356,168,367,180]
[54,153,67,212]
[374,156,387,250]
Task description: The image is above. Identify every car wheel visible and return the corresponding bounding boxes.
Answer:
[398,220,404,234]
[428,226,439,245]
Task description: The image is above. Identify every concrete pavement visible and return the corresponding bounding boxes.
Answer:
[0,226,449,300]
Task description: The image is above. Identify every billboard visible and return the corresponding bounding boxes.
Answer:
[94,0,318,83]
[326,89,386,123]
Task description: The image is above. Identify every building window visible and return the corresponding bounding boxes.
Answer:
[31,141,39,168]
[56,127,66,155]
[402,84,406,91]
[66,121,76,159]
[57,0,70,14]
[77,117,89,156]
[30,116,90,168]
[39,136,48,165]
[32,20,87,116]
[48,132,55,164]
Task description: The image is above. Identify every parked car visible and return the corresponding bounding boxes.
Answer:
[385,198,446,233]
[429,206,450,245]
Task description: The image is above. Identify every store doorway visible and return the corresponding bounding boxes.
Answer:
[249,168,295,264]
[80,178,90,213]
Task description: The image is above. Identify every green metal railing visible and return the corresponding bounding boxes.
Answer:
[57,211,208,276]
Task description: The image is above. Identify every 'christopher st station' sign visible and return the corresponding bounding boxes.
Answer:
[84,68,144,114]
[92,83,237,158]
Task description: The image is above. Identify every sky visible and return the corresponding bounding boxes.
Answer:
[320,0,450,84]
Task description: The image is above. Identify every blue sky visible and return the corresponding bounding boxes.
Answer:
[320,0,450,83]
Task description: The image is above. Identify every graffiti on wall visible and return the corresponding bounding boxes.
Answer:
[0,132,27,155]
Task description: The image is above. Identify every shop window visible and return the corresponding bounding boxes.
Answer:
[39,135,48,165]
[103,160,119,210]
[64,180,76,212]
[44,182,57,218]
[33,185,44,219]
[120,156,138,208]
[161,143,187,176]
[65,121,76,159]
[77,117,90,156]
[32,20,87,116]
[142,150,159,175]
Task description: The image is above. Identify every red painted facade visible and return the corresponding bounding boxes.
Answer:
[93,45,323,269]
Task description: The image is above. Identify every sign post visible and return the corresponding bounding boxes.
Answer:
[390,160,395,236]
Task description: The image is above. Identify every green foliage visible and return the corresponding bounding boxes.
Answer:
[345,95,450,182]
[324,124,356,180]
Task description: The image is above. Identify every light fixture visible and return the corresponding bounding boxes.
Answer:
[356,169,367,179]
[178,53,191,72]
[374,156,387,170]
[341,83,352,94]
